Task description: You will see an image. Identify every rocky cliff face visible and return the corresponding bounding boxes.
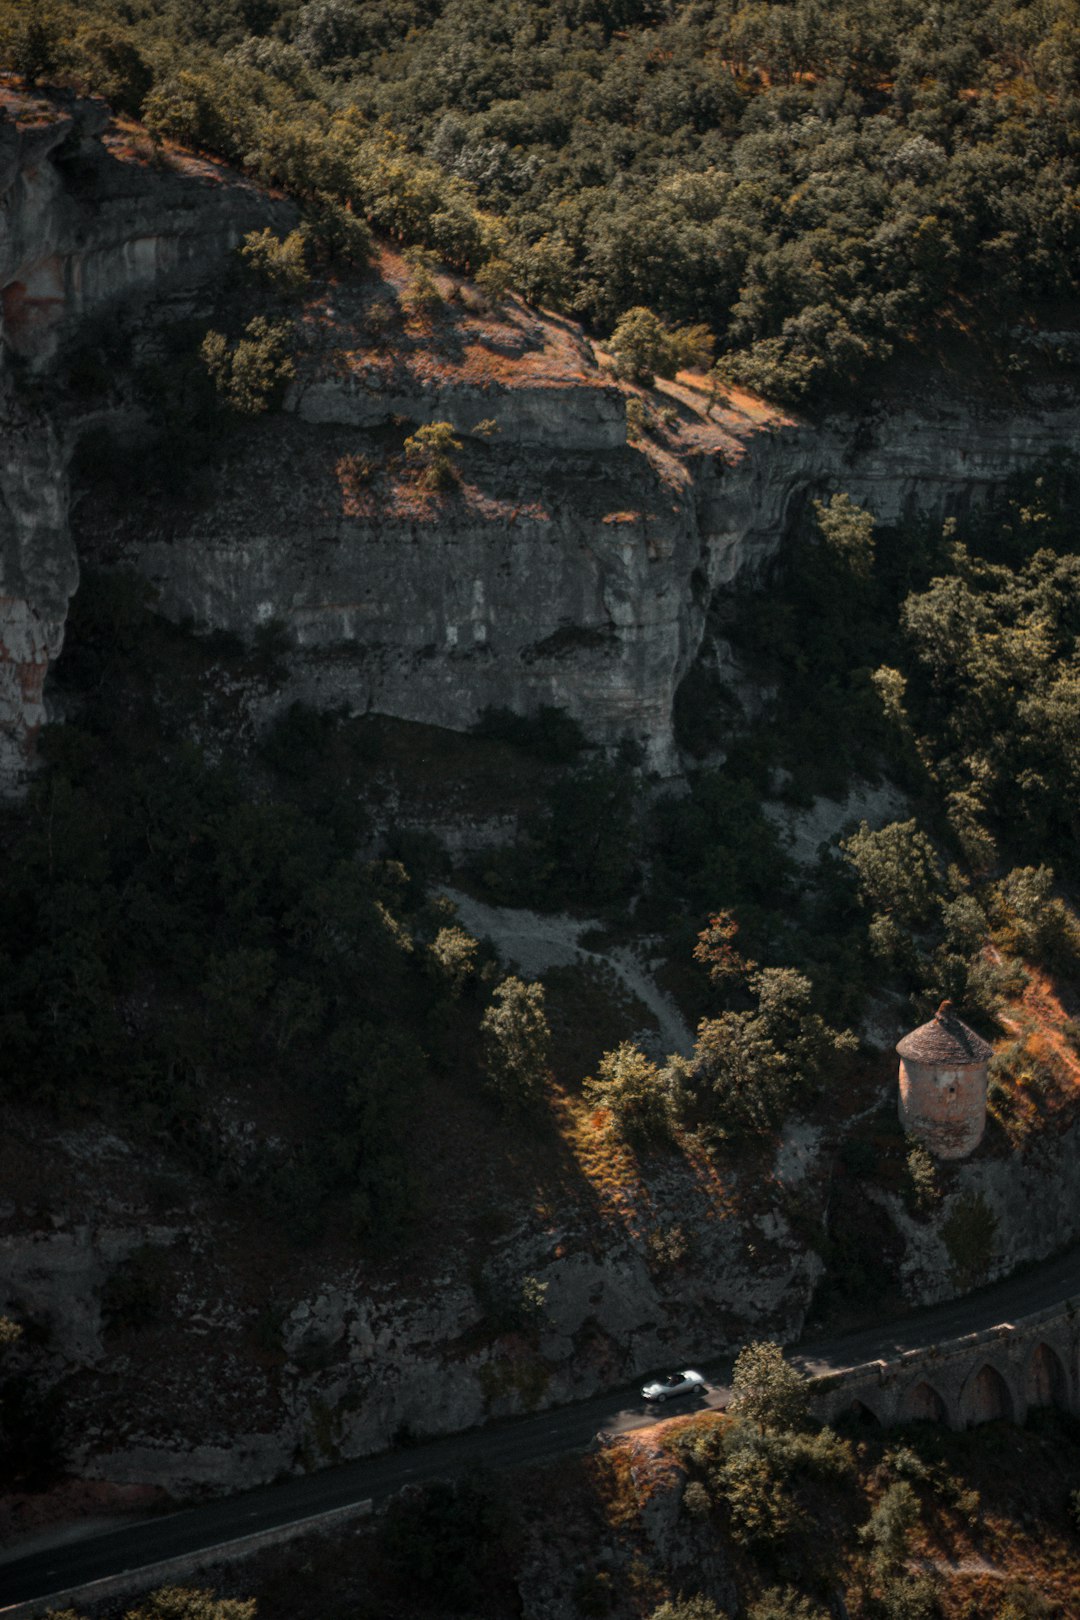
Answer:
[3,85,1080,790]
[0,84,285,790]
[0,1110,820,1496]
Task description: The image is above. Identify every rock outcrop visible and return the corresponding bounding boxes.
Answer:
[2,82,1079,793]
[0,83,286,790]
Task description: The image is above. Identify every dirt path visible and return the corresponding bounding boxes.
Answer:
[442,889,695,1058]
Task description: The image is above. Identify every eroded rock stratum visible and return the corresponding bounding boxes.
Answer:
[3,83,1080,790]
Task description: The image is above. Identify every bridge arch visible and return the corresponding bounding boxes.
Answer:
[1026,1342,1068,1410]
[901,1380,948,1425]
[960,1361,1015,1426]
[839,1397,883,1428]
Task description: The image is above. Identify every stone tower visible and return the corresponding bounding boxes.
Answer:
[896,1000,993,1160]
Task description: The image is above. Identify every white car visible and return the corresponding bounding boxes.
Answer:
[641,1369,706,1403]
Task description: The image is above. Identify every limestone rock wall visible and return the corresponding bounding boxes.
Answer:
[0,1119,818,1496]
[880,1114,1080,1307]
[0,87,287,790]
[2,85,1080,794]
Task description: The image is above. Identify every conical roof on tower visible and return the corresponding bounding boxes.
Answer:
[896,1000,993,1065]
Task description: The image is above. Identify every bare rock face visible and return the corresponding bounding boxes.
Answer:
[0,86,287,791]
[3,85,1080,792]
[86,373,1080,780]
[0,380,71,790]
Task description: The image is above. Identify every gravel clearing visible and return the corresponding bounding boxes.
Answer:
[442,889,695,1058]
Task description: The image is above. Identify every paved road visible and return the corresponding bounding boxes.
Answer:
[3,1243,1080,1610]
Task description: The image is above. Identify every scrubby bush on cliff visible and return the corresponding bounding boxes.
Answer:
[240,227,309,296]
[650,1599,729,1620]
[201,316,296,413]
[608,306,713,387]
[403,420,462,491]
[125,1590,256,1620]
[400,247,445,323]
[748,1590,828,1620]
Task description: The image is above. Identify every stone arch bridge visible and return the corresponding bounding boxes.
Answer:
[808,1297,1080,1429]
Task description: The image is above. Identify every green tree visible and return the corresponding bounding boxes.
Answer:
[608,306,677,386]
[400,248,445,322]
[692,968,856,1132]
[814,493,876,580]
[480,976,551,1108]
[718,1443,799,1547]
[240,228,309,296]
[584,1041,674,1142]
[841,819,943,930]
[201,317,296,414]
[404,421,463,492]
[124,1591,256,1620]
[729,1340,809,1434]
[650,1599,728,1620]
[860,1480,920,1574]
[428,925,479,996]
[749,1589,828,1620]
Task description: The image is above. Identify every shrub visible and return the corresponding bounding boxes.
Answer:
[337,451,376,497]
[480,977,551,1109]
[869,1573,941,1620]
[364,296,399,344]
[718,1443,800,1547]
[301,194,372,267]
[609,306,673,386]
[691,968,856,1133]
[681,1478,711,1518]
[584,1041,675,1143]
[749,1590,828,1620]
[814,493,876,580]
[240,228,309,296]
[400,249,444,323]
[201,317,296,414]
[903,1142,940,1214]
[403,421,462,492]
[941,1191,997,1288]
[729,1341,809,1434]
[125,1591,256,1620]
[625,397,649,439]
[647,1223,692,1268]
[650,1600,728,1620]
[476,257,514,302]
[610,307,715,387]
[429,925,479,996]
[859,1480,919,1573]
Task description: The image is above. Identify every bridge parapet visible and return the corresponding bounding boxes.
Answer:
[806,1296,1080,1430]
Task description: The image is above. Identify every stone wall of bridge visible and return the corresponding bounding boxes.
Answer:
[809,1298,1080,1430]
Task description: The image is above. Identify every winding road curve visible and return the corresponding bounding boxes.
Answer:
[3,1244,1080,1612]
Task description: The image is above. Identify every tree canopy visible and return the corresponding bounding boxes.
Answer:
[10,0,1080,399]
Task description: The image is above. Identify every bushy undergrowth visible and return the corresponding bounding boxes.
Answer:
[0,575,507,1248]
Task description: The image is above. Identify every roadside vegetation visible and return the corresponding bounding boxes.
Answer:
[50,1376,1080,1618]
